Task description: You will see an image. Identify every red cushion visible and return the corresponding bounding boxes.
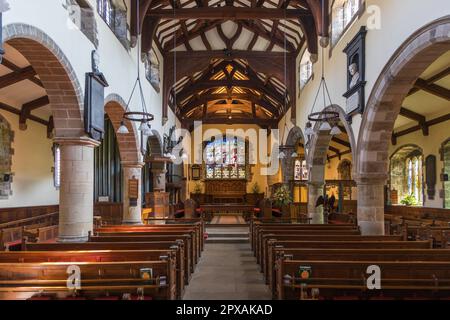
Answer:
[175,209,184,214]
[204,232,209,239]
[253,208,261,212]
[272,209,281,213]
[195,208,203,213]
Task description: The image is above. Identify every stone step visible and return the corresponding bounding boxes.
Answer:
[205,237,249,243]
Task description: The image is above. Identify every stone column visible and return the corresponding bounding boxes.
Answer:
[281,146,295,184]
[307,182,324,224]
[56,137,99,242]
[122,162,144,225]
[357,176,386,235]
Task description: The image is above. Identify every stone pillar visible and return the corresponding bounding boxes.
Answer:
[152,168,167,191]
[281,146,295,184]
[56,137,99,242]
[357,176,386,235]
[307,182,324,224]
[122,162,144,225]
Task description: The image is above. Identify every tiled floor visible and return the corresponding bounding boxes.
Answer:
[182,242,272,300]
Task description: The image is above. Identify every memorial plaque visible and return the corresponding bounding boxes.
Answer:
[128,178,139,199]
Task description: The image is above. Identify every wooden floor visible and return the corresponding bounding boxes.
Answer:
[182,240,271,300]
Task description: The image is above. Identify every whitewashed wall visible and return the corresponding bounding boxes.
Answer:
[1,0,175,208]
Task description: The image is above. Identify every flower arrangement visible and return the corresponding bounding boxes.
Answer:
[400,194,418,206]
[272,185,292,208]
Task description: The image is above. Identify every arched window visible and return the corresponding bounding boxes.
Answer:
[294,159,308,181]
[205,136,246,180]
[331,0,361,46]
[299,50,313,89]
[389,145,423,206]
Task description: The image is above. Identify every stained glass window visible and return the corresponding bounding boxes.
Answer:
[205,137,246,179]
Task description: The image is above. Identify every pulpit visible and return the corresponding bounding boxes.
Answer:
[145,192,169,221]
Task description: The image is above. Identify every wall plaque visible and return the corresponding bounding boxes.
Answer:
[425,155,436,200]
[128,177,139,207]
[343,26,367,122]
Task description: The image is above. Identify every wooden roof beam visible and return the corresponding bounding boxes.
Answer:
[399,106,429,136]
[146,7,311,20]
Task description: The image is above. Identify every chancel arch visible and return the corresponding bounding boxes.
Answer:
[356,16,450,235]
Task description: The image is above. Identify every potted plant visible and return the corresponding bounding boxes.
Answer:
[400,194,418,206]
[272,185,292,216]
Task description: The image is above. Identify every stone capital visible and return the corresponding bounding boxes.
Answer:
[307,181,324,188]
[54,136,101,148]
[152,168,167,174]
[122,161,145,169]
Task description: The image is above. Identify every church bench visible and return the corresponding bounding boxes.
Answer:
[91,230,198,264]
[0,249,185,299]
[23,241,188,290]
[276,260,450,300]
[88,234,196,275]
[251,223,358,248]
[96,224,204,254]
[0,259,177,300]
[403,225,450,247]
[255,230,364,265]
[270,248,450,297]
[259,234,405,274]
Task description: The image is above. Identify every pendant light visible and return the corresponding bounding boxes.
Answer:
[117,0,154,136]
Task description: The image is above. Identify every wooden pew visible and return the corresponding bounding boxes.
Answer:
[23,241,187,293]
[276,260,450,300]
[255,229,364,266]
[0,259,176,300]
[259,234,405,275]
[88,234,195,275]
[251,223,358,251]
[0,249,184,299]
[403,225,450,247]
[96,225,203,257]
[270,248,450,297]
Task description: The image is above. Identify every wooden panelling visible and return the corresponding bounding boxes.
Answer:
[0,205,58,225]
[385,205,450,222]
[93,202,122,225]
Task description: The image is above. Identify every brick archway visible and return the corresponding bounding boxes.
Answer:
[355,16,450,234]
[104,94,141,164]
[3,23,84,138]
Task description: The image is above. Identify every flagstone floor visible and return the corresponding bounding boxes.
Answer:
[182,242,272,300]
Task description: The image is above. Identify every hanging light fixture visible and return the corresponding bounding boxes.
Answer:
[304,2,340,148]
[117,0,154,136]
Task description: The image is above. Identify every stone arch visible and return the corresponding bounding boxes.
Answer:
[355,16,450,234]
[148,131,163,156]
[357,16,450,180]
[104,93,141,164]
[3,23,84,138]
[307,104,357,183]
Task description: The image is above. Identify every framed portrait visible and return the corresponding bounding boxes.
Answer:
[191,165,201,180]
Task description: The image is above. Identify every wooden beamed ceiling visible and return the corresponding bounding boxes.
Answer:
[0,57,52,134]
[392,64,450,145]
[133,0,328,123]
[174,58,288,128]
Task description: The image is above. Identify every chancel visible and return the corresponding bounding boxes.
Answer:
[0,0,449,302]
